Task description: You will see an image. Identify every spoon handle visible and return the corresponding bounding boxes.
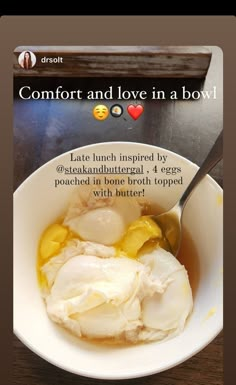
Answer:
[179,130,223,209]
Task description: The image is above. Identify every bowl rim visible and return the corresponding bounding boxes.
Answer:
[14,325,222,380]
[14,141,223,380]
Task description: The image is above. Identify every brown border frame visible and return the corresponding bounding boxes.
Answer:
[0,16,235,385]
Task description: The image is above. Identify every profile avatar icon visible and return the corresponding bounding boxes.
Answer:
[18,51,36,69]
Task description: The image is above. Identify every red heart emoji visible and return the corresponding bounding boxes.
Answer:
[127,104,144,120]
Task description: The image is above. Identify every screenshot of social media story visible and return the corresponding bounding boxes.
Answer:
[13,46,223,378]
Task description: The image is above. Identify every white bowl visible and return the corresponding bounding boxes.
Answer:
[14,142,223,380]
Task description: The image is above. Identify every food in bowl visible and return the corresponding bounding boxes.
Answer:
[14,142,223,379]
[38,186,193,344]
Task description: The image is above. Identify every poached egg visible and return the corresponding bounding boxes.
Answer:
[42,241,193,343]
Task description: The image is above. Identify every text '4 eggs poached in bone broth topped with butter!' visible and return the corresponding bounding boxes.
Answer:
[38,186,193,344]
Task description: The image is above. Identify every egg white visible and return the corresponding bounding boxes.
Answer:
[140,248,193,333]
[42,245,193,343]
[63,194,142,245]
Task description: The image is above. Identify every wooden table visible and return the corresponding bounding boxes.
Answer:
[13,47,223,384]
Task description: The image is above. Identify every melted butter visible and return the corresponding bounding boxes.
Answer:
[116,216,162,259]
[37,216,79,289]
[138,239,160,255]
[204,307,217,321]
[216,194,223,206]
[181,282,191,296]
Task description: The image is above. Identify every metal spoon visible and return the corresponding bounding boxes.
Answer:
[150,130,223,256]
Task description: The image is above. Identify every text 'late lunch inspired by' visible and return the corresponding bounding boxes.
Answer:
[53,151,183,194]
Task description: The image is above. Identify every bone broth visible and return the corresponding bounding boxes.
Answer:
[143,203,200,298]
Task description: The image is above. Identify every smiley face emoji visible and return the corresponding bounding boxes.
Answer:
[93,104,109,121]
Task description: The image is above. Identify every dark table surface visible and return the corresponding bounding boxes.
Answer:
[13,47,223,384]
